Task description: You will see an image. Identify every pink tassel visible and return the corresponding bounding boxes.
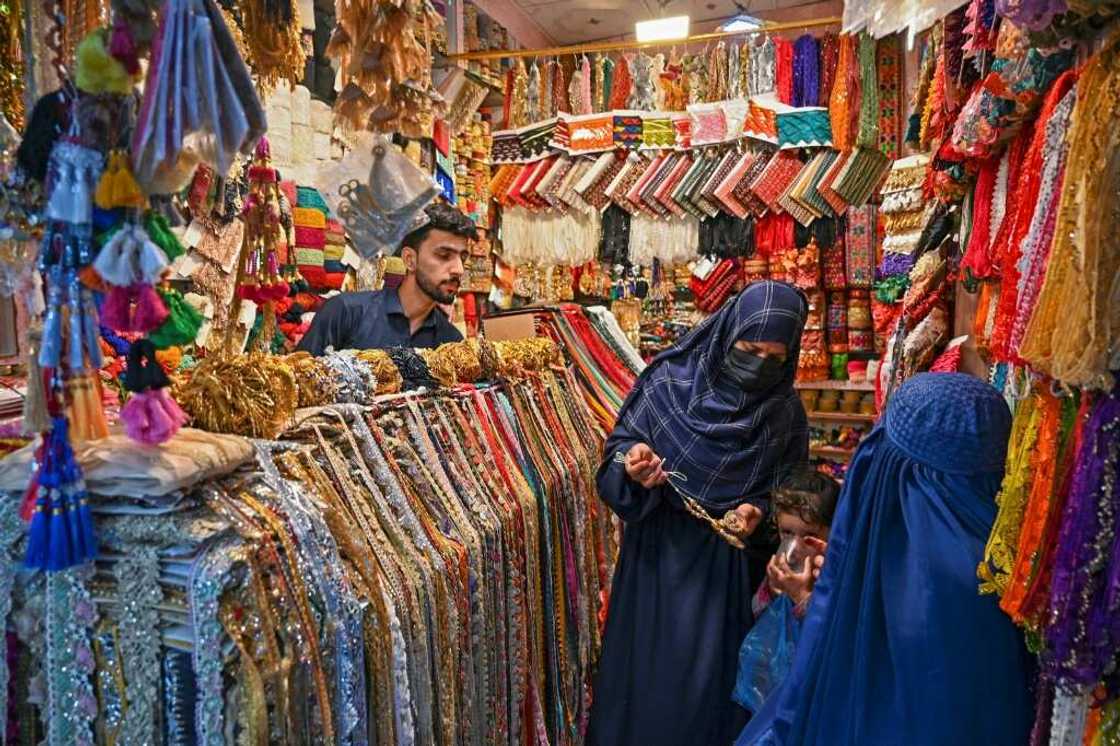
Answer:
[132,285,169,332]
[144,393,174,443]
[122,389,186,445]
[99,286,133,331]
[121,392,153,443]
[109,18,140,75]
[254,136,271,160]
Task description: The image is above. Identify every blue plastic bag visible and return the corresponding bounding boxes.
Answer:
[732,594,801,714]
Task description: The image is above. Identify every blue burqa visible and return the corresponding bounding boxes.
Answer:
[736,373,1034,746]
[586,282,809,746]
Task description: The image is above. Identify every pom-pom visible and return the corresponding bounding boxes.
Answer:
[75,29,134,95]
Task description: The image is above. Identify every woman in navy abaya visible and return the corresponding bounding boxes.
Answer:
[586,281,810,746]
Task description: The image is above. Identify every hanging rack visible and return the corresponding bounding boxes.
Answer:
[446,16,842,62]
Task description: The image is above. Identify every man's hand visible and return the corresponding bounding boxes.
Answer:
[624,443,669,489]
[721,503,764,541]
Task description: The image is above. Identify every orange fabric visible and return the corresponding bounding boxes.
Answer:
[1000,390,1061,622]
[1018,396,1091,625]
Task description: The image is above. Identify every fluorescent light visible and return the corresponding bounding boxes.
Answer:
[719,14,762,31]
[635,15,690,42]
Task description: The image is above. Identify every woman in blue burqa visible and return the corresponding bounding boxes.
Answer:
[736,372,1034,746]
[586,281,810,746]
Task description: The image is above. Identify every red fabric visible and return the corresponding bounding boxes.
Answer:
[989,69,1078,363]
[960,157,998,279]
[775,38,794,105]
[755,213,796,260]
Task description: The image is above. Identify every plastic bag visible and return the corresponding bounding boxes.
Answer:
[732,594,801,715]
[322,132,441,260]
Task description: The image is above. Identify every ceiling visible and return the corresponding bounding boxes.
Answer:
[508,0,839,46]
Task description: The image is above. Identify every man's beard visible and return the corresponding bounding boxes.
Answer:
[416,271,458,304]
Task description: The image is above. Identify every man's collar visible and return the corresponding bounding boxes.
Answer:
[385,286,438,329]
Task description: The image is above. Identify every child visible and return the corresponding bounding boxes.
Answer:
[732,467,840,715]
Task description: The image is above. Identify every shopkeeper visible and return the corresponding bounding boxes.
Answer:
[296,202,478,355]
[587,281,810,746]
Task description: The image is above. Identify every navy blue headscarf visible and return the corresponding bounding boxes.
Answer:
[736,373,1034,746]
[605,280,809,512]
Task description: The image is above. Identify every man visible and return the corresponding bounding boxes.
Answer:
[296,202,477,355]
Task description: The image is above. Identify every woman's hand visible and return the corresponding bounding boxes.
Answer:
[767,553,818,606]
[624,443,669,488]
[721,503,764,540]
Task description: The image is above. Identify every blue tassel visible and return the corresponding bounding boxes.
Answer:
[24,417,94,572]
[67,273,86,372]
[46,488,72,571]
[24,487,51,570]
[38,269,64,369]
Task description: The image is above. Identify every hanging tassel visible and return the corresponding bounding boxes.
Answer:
[99,286,132,332]
[93,226,140,287]
[45,159,74,223]
[95,153,119,209]
[25,416,94,571]
[137,234,169,284]
[142,212,184,260]
[111,155,146,209]
[66,277,87,373]
[18,439,45,520]
[132,285,169,332]
[148,288,204,348]
[75,29,133,96]
[80,288,104,370]
[22,329,51,436]
[38,275,64,369]
[108,18,140,76]
[67,374,110,443]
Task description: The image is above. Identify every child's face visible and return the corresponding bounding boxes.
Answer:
[776,511,829,568]
[777,512,830,543]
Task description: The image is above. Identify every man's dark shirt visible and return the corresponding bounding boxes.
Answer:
[295,288,462,355]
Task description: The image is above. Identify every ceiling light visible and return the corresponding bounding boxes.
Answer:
[635,15,690,42]
[719,14,762,31]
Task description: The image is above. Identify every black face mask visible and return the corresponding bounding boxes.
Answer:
[721,348,786,392]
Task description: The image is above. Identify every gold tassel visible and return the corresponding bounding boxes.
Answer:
[21,328,50,436]
[66,374,109,443]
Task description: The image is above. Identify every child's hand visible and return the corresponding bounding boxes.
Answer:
[804,536,828,581]
[767,553,815,606]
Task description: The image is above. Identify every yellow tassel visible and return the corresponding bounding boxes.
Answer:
[75,30,133,96]
[66,374,109,443]
[95,152,119,209]
[112,154,147,208]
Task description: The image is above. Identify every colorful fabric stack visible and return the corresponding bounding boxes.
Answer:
[294,186,346,292]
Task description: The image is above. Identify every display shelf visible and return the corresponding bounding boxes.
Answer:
[796,380,876,392]
[810,445,856,460]
[806,411,877,424]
